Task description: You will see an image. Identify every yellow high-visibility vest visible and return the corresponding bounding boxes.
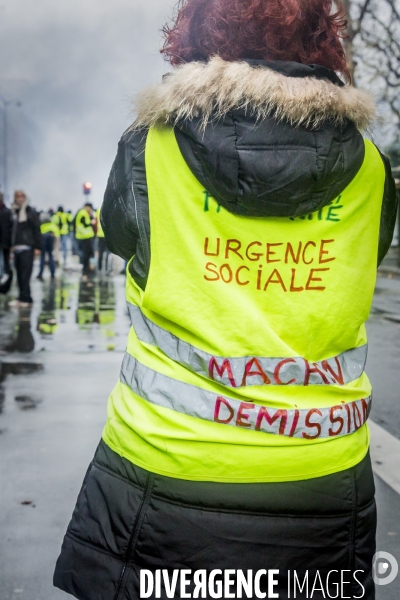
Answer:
[75,209,94,240]
[103,126,385,483]
[53,211,70,236]
[96,208,105,238]
[41,221,60,237]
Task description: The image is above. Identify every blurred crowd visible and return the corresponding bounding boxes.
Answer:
[0,190,111,307]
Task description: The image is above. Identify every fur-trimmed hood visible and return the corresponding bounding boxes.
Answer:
[134,56,375,131]
[133,58,376,218]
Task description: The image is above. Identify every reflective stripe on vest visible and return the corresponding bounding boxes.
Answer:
[127,302,367,388]
[120,352,371,439]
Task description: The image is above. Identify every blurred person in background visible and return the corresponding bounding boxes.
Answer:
[53,205,70,266]
[54,0,397,598]
[96,207,111,273]
[0,191,13,290]
[48,207,60,266]
[37,211,59,281]
[67,209,77,255]
[10,190,41,307]
[74,202,95,277]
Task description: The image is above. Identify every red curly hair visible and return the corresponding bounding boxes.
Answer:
[161,0,349,78]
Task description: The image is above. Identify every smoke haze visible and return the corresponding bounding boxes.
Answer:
[0,0,172,210]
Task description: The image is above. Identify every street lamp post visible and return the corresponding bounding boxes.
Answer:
[2,99,9,200]
[0,96,21,201]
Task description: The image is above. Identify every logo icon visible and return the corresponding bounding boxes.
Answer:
[373,551,398,585]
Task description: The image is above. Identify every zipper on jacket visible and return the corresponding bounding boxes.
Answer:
[114,472,155,600]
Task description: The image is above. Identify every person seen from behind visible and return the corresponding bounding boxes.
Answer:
[37,211,59,281]
[53,205,70,265]
[74,202,95,278]
[10,190,41,307]
[54,0,397,598]
[96,207,111,272]
[67,209,77,255]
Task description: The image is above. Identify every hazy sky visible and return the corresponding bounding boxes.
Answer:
[0,0,173,210]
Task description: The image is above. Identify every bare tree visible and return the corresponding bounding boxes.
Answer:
[342,0,400,139]
[341,0,368,83]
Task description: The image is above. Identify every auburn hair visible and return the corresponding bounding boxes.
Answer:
[161,0,349,78]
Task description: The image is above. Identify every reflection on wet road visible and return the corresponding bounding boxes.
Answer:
[0,272,128,357]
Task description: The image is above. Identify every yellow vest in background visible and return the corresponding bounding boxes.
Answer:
[41,221,60,237]
[96,208,105,238]
[75,209,94,240]
[53,211,70,236]
[103,126,385,483]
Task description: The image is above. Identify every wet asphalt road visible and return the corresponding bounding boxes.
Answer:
[0,261,399,600]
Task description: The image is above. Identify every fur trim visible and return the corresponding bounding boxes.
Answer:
[133,56,375,131]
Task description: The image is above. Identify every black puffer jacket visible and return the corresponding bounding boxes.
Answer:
[12,205,42,250]
[102,59,397,291]
[54,442,376,600]
[0,201,13,249]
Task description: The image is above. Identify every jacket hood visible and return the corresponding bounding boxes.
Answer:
[133,58,376,217]
[134,57,375,131]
